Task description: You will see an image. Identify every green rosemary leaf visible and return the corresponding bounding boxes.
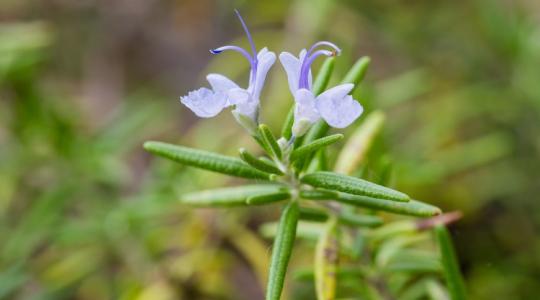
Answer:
[435,225,467,300]
[341,56,371,89]
[304,149,328,174]
[239,148,284,175]
[375,234,431,267]
[259,156,277,165]
[300,171,410,202]
[315,217,339,300]
[253,134,273,155]
[180,185,288,207]
[266,201,299,300]
[290,134,343,163]
[299,207,383,228]
[312,57,336,95]
[301,190,441,217]
[144,141,271,180]
[281,108,295,140]
[339,213,383,228]
[382,250,442,274]
[370,221,417,244]
[302,121,329,146]
[247,191,291,205]
[259,124,282,160]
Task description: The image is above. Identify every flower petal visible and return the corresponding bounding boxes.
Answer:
[292,88,320,136]
[317,83,354,100]
[250,47,276,100]
[180,87,228,118]
[207,73,240,95]
[316,92,363,128]
[279,49,309,95]
[228,88,258,121]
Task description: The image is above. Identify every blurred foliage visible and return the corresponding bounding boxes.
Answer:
[1,0,539,299]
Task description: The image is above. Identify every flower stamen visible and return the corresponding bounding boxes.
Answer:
[298,49,335,89]
[306,41,341,57]
[210,10,259,93]
[210,46,253,64]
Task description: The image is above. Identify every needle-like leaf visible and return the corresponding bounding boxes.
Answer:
[239,148,284,175]
[341,56,371,91]
[436,225,467,300]
[312,57,336,95]
[266,201,299,300]
[301,171,410,202]
[144,141,271,180]
[382,249,442,274]
[259,124,282,160]
[180,185,288,207]
[290,134,343,163]
[301,190,441,217]
[247,191,291,205]
[299,207,383,228]
[281,108,295,140]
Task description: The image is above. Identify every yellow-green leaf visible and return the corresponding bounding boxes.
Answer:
[315,217,339,300]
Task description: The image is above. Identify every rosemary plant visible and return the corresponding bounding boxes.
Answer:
[144,11,466,300]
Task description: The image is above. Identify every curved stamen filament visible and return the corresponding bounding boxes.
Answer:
[298,49,335,89]
[307,41,341,57]
[210,46,253,63]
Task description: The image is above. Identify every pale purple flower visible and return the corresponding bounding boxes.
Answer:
[180,10,276,132]
[280,42,363,137]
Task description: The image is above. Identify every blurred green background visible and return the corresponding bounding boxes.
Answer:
[1,0,539,299]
